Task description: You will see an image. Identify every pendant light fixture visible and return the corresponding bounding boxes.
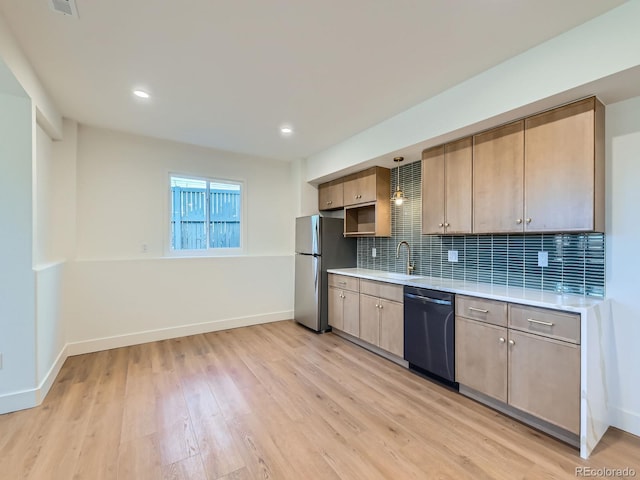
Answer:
[392,156,405,205]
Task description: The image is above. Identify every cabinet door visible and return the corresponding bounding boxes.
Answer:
[318,181,343,211]
[456,317,508,402]
[473,121,524,233]
[508,329,580,434]
[445,137,473,234]
[378,299,404,357]
[342,290,360,337]
[421,145,445,234]
[344,169,377,205]
[524,97,600,232]
[359,294,380,346]
[328,287,344,331]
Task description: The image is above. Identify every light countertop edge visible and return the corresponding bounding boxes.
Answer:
[327,268,606,314]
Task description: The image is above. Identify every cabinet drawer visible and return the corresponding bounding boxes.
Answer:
[456,295,507,327]
[509,304,580,344]
[328,274,359,292]
[359,279,403,303]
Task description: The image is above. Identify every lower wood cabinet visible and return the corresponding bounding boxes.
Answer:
[508,329,580,434]
[330,275,404,359]
[358,280,404,357]
[456,295,581,436]
[328,275,360,337]
[359,294,404,357]
[359,294,380,346]
[455,317,508,403]
[378,299,404,357]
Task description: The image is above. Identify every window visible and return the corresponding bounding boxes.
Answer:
[170,175,243,253]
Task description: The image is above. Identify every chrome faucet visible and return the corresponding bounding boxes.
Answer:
[396,241,415,275]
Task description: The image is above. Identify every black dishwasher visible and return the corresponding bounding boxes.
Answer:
[404,286,457,389]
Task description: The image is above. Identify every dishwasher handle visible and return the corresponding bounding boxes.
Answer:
[404,292,452,306]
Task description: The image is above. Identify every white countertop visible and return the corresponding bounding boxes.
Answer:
[327,268,605,314]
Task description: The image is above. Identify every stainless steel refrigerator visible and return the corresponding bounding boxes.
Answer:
[294,215,356,332]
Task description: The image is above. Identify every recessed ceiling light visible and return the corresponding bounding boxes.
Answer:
[133,89,150,99]
[280,126,293,135]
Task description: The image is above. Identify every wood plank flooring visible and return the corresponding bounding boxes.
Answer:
[1,320,638,479]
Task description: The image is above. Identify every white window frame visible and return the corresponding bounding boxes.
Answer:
[167,172,246,257]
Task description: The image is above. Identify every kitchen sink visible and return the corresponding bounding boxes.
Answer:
[372,272,423,281]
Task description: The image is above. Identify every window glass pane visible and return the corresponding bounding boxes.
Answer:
[209,181,241,248]
[171,176,207,250]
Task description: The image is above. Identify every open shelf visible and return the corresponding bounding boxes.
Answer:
[344,202,390,237]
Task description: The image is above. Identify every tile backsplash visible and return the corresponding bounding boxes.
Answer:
[356,160,605,297]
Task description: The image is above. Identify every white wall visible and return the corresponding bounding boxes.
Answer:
[0,92,36,411]
[0,11,62,139]
[75,125,293,259]
[605,96,640,436]
[291,158,319,218]
[65,126,295,348]
[33,119,77,390]
[34,124,54,265]
[35,263,65,388]
[51,120,77,261]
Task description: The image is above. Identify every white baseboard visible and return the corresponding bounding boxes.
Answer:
[0,345,69,415]
[36,344,69,403]
[0,311,291,415]
[66,310,293,356]
[0,388,38,415]
[611,405,640,437]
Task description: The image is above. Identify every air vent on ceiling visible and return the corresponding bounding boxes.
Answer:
[48,0,79,18]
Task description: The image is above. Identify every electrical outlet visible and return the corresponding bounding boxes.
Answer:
[538,251,549,267]
[372,248,377,258]
[448,250,458,263]
[141,243,148,253]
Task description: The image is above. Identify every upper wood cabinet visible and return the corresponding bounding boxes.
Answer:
[524,97,604,233]
[473,121,524,234]
[343,167,389,206]
[422,137,472,235]
[343,167,391,237]
[472,97,604,234]
[318,179,344,211]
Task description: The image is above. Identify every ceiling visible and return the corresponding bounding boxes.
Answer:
[0,1,627,161]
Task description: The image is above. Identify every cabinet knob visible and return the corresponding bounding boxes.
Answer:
[354,195,358,199]
[508,339,515,345]
[499,337,505,343]
[379,304,383,309]
[327,200,332,205]
[438,223,444,227]
[444,223,450,228]
[375,304,379,308]
[516,218,522,224]
[526,218,532,224]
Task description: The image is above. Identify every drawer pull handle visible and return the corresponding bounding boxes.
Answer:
[499,337,505,343]
[337,281,346,285]
[527,318,554,327]
[469,307,489,313]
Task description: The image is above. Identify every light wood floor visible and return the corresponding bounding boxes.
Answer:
[1,320,638,479]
